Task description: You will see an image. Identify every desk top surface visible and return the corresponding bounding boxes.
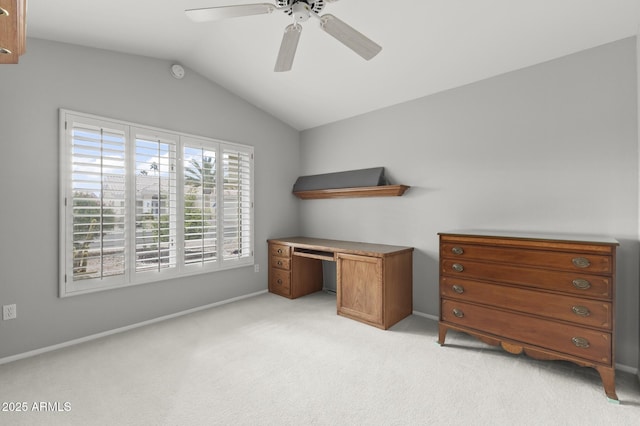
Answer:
[268,236,414,257]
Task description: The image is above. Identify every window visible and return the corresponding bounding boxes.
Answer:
[134,129,178,274]
[222,148,253,260]
[182,142,217,266]
[59,110,254,296]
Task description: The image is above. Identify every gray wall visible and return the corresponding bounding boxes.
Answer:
[0,39,301,359]
[300,38,639,370]
[1,36,638,373]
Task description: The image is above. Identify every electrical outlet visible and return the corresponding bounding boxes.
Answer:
[254,264,260,273]
[3,304,17,320]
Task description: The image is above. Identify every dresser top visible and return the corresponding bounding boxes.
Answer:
[439,230,619,246]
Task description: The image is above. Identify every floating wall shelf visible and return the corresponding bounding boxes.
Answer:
[293,185,410,200]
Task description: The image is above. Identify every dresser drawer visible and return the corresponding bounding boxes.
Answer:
[440,277,612,329]
[441,299,611,364]
[440,243,612,274]
[271,256,290,270]
[441,259,611,299]
[269,269,290,296]
[270,243,291,258]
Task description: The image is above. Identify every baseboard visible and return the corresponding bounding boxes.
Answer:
[0,290,268,366]
[616,363,638,375]
[412,309,438,321]
[411,309,638,375]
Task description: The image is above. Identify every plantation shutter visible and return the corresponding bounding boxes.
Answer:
[68,119,127,283]
[222,147,253,261]
[183,141,217,266]
[134,130,178,273]
[61,110,255,297]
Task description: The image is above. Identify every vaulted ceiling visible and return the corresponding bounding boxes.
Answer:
[27,0,640,130]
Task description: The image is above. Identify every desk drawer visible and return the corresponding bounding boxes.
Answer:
[271,256,290,271]
[269,269,290,296]
[270,244,291,258]
[441,299,611,364]
[440,243,612,274]
[441,259,611,299]
[440,277,612,329]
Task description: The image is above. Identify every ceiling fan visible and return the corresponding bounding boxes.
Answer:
[185,0,382,72]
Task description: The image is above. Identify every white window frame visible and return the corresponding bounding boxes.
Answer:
[59,109,254,297]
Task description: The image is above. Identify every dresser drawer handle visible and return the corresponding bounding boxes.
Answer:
[452,309,464,318]
[572,306,591,317]
[452,263,464,272]
[276,279,283,285]
[277,248,284,255]
[277,260,283,266]
[571,337,590,348]
[451,247,464,255]
[572,279,591,290]
[572,257,591,268]
[452,285,464,294]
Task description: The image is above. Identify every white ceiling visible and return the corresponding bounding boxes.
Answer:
[27,0,640,130]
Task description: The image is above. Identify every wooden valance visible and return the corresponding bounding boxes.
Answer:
[294,185,409,199]
[292,167,409,199]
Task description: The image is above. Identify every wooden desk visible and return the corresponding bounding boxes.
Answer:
[267,237,414,329]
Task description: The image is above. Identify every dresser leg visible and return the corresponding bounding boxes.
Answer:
[595,366,618,402]
[437,323,448,346]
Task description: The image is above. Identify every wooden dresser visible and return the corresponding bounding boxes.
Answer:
[268,237,413,329]
[437,231,619,401]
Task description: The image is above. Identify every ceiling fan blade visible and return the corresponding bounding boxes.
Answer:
[274,24,302,72]
[185,3,276,23]
[319,14,382,61]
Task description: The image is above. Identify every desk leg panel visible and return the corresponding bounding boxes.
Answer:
[291,255,323,299]
[384,251,414,329]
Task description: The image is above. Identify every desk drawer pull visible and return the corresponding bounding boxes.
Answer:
[572,257,591,268]
[451,247,464,255]
[572,306,591,317]
[571,337,590,348]
[452,263,464,272]
[452,285,465,294]
[452,308,464,318]
[572,279,591,290]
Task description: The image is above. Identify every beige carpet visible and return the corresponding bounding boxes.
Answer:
[0,291,639,425]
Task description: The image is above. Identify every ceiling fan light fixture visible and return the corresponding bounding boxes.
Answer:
[320,14,382,61]
[274,23,303,72]
[291,2,311,22]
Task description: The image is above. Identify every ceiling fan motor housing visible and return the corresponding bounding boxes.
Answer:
[278,0,326,20]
